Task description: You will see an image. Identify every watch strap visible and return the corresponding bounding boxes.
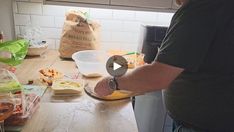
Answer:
[113,77,119,90]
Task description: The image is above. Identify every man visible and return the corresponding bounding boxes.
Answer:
[95,0,234,131]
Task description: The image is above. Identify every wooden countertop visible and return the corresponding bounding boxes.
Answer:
[15,50,138,132]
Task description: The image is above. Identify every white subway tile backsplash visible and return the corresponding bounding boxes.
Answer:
[135,11,158,22]
[123,21,141,32]
[66,6,90,13]
[54,17,65,28]
[65,6,79,12]
[31,15,55,27]
[113,10,135,20]
[43,5,66,16]
[111,32,135,43]
[141,21,162,26]
[46,39,56,49]
[17,2,42,14]
[157,12,173,22]
[121,44,138,51]
[19,25,44,37]
[153,21,171,27]
[132,33,140,43]
[101,42,137,51]
[15,26,20,36]
[156,12,173,26]
[101,42,121,51]
[90,8,112,19]
[13,1,173,50]
[14,14,31,25]
[55,39,60,49]
[42,28,62,39]
[101,31,112,42]
[13,1,18,13]
[18,26,29,36]
[100,20,123,31]
[19,26,27,35]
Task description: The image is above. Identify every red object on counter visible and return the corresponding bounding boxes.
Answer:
[5,93,40,126]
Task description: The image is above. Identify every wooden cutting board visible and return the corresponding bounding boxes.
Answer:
[84,83,137,101]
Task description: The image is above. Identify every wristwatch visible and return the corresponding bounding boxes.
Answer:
[108,77,119,91]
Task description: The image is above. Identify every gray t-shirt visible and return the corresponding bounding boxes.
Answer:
[156,0,234,131]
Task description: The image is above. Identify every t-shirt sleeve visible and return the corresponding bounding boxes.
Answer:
[155,0,217,72]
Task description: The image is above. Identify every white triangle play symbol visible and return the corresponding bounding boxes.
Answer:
[113,62,122,71]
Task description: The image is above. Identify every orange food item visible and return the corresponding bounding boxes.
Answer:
[103,90,133,100]
[5,93,40,126]
[39,68,63,86]
[108,50,145,69]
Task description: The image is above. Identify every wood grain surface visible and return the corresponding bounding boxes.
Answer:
[15,50,138,132]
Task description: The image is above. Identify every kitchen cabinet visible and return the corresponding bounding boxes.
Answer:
[110,0,172,9]
[44,0,109,5]
[44,0,178,12]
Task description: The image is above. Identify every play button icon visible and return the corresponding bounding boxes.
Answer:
[106,55,128,77]
[113,62,121,71]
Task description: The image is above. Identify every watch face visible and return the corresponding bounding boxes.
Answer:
[109,79,117,90]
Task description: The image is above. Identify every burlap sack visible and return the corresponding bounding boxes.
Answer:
[59,11,100,58]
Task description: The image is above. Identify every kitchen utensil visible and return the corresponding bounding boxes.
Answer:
[121,52,139,56]
[72,50,108,77]
[84,83,138,101]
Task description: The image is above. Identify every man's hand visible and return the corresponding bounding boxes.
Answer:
[94,77,114,97]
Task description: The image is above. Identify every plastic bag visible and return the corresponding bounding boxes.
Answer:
[0,69,22,93]
[0,69,25,123]
[0,39,29,66]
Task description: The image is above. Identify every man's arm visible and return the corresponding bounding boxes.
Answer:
[94,61,184,96]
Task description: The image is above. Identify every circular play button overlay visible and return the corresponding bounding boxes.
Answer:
[106,55,128,77]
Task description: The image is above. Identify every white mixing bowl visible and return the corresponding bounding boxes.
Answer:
[72,50,108,77]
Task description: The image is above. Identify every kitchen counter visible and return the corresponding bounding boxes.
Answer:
[14,50,138,132]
